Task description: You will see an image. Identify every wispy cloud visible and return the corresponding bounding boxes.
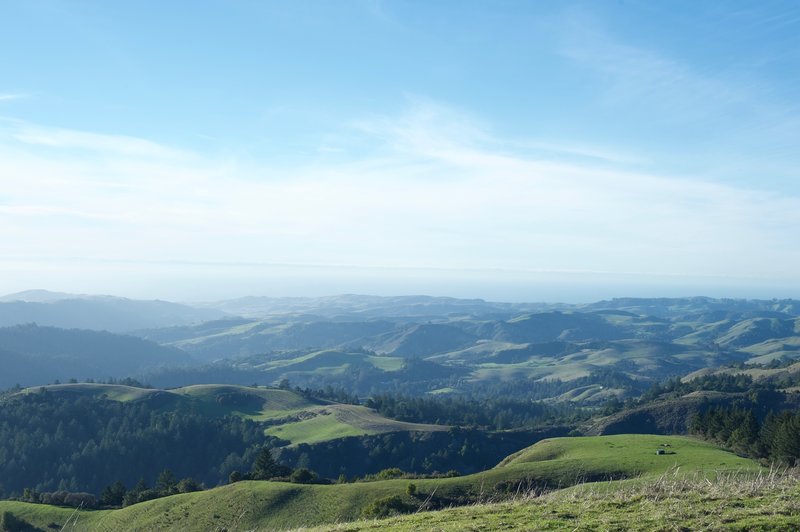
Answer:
[510,139,647,166]
[560,16,751,117]
[556,8,800,190]
[8,122,191,159]
[0,93,29,102]
[0,101,798,295]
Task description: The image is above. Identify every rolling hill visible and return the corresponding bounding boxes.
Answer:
[120,296,800,402]
[197,294,552,319]
[0,290,226,332]
[0,325,194,388]
[7,293,800,402]
[17,383,447,446]
[0,435,762,531]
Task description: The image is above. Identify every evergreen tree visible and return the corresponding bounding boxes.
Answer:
[99,480,127,507]
[156,469,177,495]
[252,447,280,480]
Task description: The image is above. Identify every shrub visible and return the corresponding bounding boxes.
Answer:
[290,468,317,484]
[376,468,405,480]
[361,495,416,519]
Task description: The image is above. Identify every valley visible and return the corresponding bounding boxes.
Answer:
[1,293,800,530]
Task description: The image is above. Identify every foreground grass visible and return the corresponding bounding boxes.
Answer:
[306,469,800,531]
[0,435,763,531]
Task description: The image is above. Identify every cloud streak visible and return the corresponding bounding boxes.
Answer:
[0,101,798,299]
[0,93,28,102]
[11,123,192,159]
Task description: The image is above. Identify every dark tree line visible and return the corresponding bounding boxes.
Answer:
[275,426,570,479]
[365,394,585,430]
[690,407,800,464]
[0,391,270,498]
[639,374,761,403]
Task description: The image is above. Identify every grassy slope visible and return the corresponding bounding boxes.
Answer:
[684,361,800,385]
[265,404,447,445]
[306,473,800,531]
[20,383,162,401]
[465,338,745,385]
[0,435,761,531]
[17,383,445,446]
[498,434,756,477]
[171,384,323,419]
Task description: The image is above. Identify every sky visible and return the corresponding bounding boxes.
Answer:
[1,0,799,302]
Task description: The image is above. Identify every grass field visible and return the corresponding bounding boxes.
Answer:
[20,382,162,401]
[303,469,800,531]
[0,435,763,531]
[172,384,324,419]
[464,339,742,387]
[251,349,405,376]
[264,404,447,445]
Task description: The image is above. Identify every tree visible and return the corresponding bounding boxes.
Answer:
[290,468,316,484]
[156,469,177,495]
[252,447,283,480]
[177,478,202,493]
[100,480,127,507]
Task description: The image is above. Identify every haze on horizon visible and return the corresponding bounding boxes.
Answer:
[1,1,799,303]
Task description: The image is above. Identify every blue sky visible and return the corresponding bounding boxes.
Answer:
[1,1,799,301]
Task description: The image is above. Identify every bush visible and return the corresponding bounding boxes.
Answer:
[361,495,416,519]
[63,492,97,509]
[289,468,317,484]
[177,478,203,493]
[376,468,405,480]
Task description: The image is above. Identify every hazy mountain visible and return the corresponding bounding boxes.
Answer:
[0,290,228,332]
[477,311,625,344]
[129,297,800,401]
[0,324,194,388]
[0,289,80,303]
[137,319,399,361]
[198,294,556,319]
[365,323,478,357]
[7,292,800,401]
[581,297,800,319]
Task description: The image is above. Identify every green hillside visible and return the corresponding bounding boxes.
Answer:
[0,435,761,531]
[301,471,800,531]
[264,404,447,445]
[17,383,444,446]
[127,298,800,402]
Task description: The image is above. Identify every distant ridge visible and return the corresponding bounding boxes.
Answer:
[0,289,84,303]
[0,324,194,388]
[0,290,228,332]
